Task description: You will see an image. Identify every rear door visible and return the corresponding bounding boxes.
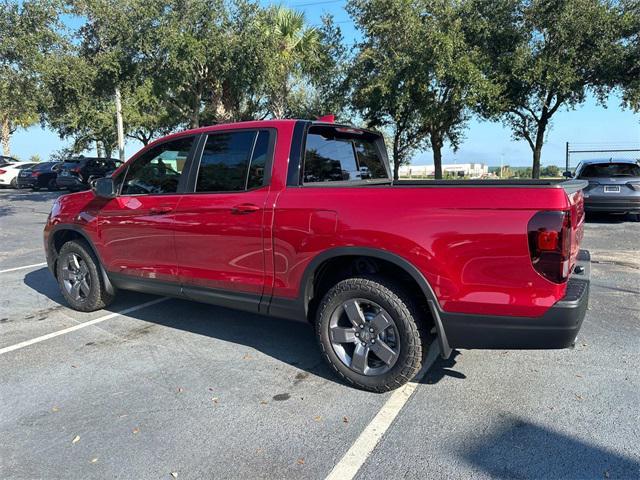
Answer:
[96,135,197,284]
[173,129,275,309]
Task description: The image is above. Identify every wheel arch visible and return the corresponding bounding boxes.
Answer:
[296,247,451,358]
[49,224,116,296]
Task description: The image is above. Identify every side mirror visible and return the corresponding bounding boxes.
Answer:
[93,177,116,199]
[562,171,573,179]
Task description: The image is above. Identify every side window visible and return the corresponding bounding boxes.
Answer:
[195,130,270,192]
[121,136,194,195]
[303,126,389,183]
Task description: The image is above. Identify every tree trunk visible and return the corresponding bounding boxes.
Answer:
[191,92,201,129]
[531,118,548,179]
[392,134,401,181]
[115,87,125,162]
[431,131,443,180]
[96,140,103,158]
[1,116,11,156]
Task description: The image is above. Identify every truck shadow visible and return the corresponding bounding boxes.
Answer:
[459,415,640,479]
[24,267,341,386]
[25,267,463,390]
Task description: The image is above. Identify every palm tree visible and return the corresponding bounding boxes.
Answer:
[268,7,320,118]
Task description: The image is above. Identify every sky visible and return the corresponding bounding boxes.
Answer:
[10,0,640,168]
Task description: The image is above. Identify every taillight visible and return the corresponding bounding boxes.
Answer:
[0,169,5,174]
[527,211,572,283]
[72,167,81,173]
[31,171,41,177]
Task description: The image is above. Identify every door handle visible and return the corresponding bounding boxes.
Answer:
[231,203,260,215]
[149,205,174,215]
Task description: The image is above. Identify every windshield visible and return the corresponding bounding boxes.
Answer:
[579,162,640,178]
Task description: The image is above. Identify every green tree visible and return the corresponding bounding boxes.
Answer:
[466,0,632,178]
[0,0,61,156]
[348,0,493,179]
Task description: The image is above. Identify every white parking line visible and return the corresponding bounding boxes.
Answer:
[0,262,47,274]
[0,297,168,355]
[325,342,441,480]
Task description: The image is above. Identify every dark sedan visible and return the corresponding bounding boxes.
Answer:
[571,159,640,215]
[16,162,62,191]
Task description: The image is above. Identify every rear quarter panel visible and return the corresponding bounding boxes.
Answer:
[272,186,573,317]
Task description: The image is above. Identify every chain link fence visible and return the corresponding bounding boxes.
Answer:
[565,142,640,173]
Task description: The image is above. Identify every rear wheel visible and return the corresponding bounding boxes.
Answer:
[316,276,428,392]
[47,178,59,191]
[10,178,17,188]
[56,240,115,312]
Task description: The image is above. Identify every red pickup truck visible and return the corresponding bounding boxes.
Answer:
[44,119,591,392]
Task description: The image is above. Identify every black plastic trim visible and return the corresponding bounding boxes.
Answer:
[286,120,311,186]
[108,273,262,314]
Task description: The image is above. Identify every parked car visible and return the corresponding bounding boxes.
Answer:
[44,119,590,392]
[0,155,19,167]
[16,162,61,191]
[567,158,640,215]
[0,162,36,188]
[56,157,121,192]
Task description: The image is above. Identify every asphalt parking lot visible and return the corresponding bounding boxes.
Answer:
[1,189,639,480]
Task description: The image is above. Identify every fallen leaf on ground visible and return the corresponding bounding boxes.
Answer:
[170,472,178,478]
[260,400,268,405]
[314,416,322,422]
[297,458,305,465]
[132,427,140,434]
[212,397,219,404]
[575,394,583,401]
[90,458,98,464]
[72,435,80,444]
[242,353,253,360]
[342,416,349,424]
[177,388,183,393]
[51,406,59,412]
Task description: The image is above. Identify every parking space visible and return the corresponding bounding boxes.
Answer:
[1,191,639,479]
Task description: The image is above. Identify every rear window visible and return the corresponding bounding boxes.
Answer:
[303,125,388,183]
[579,162,640,178]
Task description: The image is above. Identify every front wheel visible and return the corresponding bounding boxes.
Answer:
[316,276,428,392]
[56,239,116,312]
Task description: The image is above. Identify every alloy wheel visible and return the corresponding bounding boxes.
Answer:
[61,253,91,302]
[329,298,400,376]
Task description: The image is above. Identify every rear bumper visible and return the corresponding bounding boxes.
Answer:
[16,178,35,188]
[440,250,590,350]
[584,197,640,213]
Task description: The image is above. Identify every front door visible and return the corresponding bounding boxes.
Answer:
[96,135,197,284]
[173,129,274,308]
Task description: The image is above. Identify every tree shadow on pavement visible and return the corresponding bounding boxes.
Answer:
[24,267,341,386]
[460,415,640,479]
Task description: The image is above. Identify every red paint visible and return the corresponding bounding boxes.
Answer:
[45,119,586,319]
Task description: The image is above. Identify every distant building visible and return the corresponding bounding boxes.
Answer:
[398,163,489,179]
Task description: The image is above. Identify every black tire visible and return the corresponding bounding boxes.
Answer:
[10,178,17,188]
[47,178,59,191]
[56,239,116,312]
[316,276,428,392]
